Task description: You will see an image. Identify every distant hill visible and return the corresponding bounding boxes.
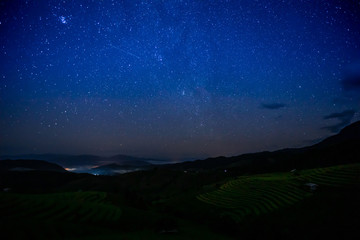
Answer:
[106,155,153,167]
[0,154,163,169]
[91,162,153,175]
[313,120,360,148]
[0,154,101,168]
[163,120,360,174]
[0,160,66,172]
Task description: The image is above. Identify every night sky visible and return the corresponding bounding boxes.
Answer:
[1,0,360,161]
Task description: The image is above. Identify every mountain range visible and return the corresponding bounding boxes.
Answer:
[0,154,161,168]
[162,120,360,174]
[1,120,359,175]
[0,160,66,172]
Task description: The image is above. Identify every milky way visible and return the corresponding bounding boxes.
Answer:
[1,0,360,160]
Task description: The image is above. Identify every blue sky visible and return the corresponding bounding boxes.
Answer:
[1,0,360,160]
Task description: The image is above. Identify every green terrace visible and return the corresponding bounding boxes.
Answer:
[197,163,360,221]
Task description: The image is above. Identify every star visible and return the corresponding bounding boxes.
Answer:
[59,16,67,24]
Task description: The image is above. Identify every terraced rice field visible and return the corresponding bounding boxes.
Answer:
[0,191,122,223]
[298,164,360,187]
[197,164,360,221]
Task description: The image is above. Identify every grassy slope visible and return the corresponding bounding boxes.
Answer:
[197,163,360,221]
[194,163,360,239]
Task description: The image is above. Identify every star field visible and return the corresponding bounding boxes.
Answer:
[1,0,360,160]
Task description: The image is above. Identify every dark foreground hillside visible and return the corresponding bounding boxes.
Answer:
[0,163,359,240]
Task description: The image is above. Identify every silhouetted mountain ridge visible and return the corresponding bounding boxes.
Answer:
[0,160,66,172]
[0,154,161,168]
[314,120,360,148]
[93,163,149,170]
[163,120,360,173]
[1,121,359,175]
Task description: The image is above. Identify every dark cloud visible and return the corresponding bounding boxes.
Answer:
[321,124,345,133]
[324,110,356,120]
[302,138,324,146]
[332,96,354,105]
[341,75,360,91]
[341,63,360,91]
[260,103,286,110]
[322,110,356,133]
